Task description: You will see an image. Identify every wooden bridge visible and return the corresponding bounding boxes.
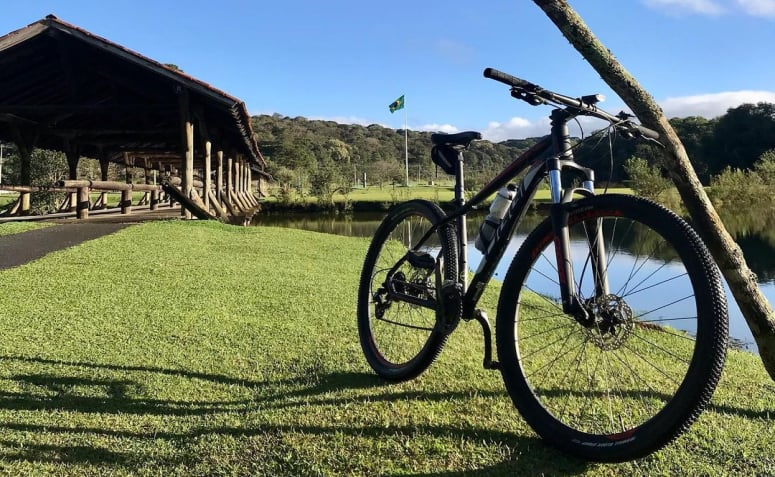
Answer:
[0,16,268,224]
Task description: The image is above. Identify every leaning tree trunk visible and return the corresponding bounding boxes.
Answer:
[533,0,775,380]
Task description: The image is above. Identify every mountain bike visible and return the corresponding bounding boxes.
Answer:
[356,68,729,462]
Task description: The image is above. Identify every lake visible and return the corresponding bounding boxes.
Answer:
[254,208,775,352]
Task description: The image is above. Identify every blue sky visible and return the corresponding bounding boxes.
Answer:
[2,0,774,141]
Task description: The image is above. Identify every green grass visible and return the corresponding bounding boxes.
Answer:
[0,222,772,475]
[0,195,15,208]
[0,222,50,236]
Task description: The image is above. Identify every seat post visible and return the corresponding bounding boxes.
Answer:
[454,152,468,289]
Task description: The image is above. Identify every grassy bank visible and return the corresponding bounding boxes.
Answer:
[0,221,772,475]
[261,184,633,212]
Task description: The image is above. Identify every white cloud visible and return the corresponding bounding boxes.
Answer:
[735,0,775,17]
[479,116,610,142]
[418,123,460,134]
[475,90,775,142]
[481,117,547,142]
[645,0,775,17]
[660,90,775,118]
[643,0,726,15]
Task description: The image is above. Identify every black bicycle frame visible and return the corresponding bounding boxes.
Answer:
[424,107,599,320]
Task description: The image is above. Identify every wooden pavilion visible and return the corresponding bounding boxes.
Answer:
[0,15,267,221]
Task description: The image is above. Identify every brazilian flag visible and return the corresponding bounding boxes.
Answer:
[389,95,405,113]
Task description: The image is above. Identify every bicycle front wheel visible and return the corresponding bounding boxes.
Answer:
[358,200,459,382]
[496,194,728,462]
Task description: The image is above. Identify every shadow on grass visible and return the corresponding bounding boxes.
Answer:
[0,353,751,474]
[0,354,580,473]
[0,440,142,467]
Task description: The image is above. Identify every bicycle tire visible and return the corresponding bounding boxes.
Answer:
[495,194,728,462]
[358,199,459,382]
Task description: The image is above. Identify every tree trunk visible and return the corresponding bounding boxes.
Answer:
[533,0,775,379]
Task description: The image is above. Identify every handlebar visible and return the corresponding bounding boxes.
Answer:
[483,67,659,141]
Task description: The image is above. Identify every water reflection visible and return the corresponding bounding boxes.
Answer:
[254,209,775,352]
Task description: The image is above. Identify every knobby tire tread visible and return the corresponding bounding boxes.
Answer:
[358,200,459,382]
[496,194,728,462]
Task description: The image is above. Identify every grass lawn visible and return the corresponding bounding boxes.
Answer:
[0,222,50,236]
[263,183,633,208]
[0,221,772,475]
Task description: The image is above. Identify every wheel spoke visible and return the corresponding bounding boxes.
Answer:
[498,196,727,460]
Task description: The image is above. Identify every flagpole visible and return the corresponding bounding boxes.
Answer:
[404,103,409,186]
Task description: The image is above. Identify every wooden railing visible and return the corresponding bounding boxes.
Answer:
[0,176,260,222]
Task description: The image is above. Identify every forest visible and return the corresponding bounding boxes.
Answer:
[251,101,775,194]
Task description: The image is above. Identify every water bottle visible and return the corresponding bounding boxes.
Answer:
[475,184,516,252]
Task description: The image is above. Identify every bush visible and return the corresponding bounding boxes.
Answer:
[754,149,775,186]
[623,156,671,201]
[709,150,775,209]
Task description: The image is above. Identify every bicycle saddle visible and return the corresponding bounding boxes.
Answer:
[431,131,482,148]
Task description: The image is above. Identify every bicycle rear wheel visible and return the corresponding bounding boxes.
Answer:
[358,200,459,381]
[496,194,728,462]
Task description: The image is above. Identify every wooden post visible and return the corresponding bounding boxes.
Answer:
[207,189,229,220]
[122,153,133,215]
[247,166,253,203]
[240,159,249,207]
[239,160,246,200]
[183,121,194,219]
[157,161,167,207]
[178,89,193,219]
[77,186,89,219]
[124,153,132,184]
[216,150,224,205]
[246,165,258,206]
[233,158,247,212]
[20,192,30,215]
[204,141,212,211]
[227,156,234,207]
[233,158,240,205]
[146,159,158,210]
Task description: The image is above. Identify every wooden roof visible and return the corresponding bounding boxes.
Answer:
[0,15,266,171]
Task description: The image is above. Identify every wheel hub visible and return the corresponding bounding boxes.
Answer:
[581,294,634,350]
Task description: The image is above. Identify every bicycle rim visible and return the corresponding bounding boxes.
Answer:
[358,200,458,381]
[496,195,728,461]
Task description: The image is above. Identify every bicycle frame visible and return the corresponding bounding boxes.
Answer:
[420,108,600,322]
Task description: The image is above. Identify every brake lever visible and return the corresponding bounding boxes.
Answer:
[510,87,545,106]
[619,120,666,148]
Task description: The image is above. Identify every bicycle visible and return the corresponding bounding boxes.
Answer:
[357,68,728,462]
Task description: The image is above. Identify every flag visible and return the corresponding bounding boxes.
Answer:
[389,95,404,113]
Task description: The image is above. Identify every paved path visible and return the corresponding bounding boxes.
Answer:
[0,223,132,270]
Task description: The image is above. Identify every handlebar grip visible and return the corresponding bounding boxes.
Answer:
[635,124,660,140]
[483,67,533,89]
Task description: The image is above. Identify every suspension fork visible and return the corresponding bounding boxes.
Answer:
[549,159,610,315]
[548,163,578,314]
[548,108,611,316]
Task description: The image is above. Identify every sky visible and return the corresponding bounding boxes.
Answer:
[2,0,774,142]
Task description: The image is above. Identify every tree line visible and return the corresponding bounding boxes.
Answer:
[252,102,775,194]
[2,102,772,210]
